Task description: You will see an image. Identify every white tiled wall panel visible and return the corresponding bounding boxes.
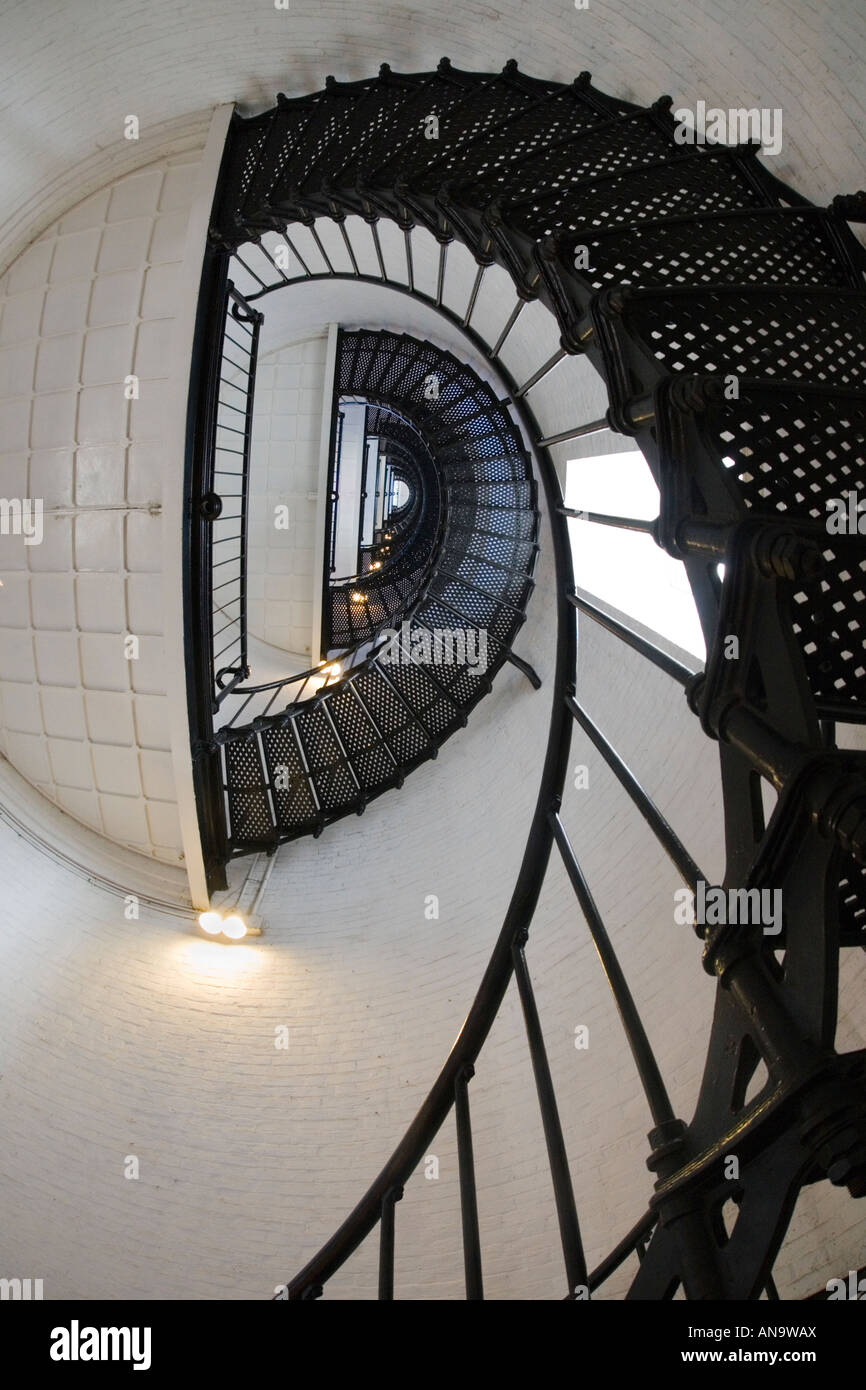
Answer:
[245,335,327,659]
[0,150,207,863]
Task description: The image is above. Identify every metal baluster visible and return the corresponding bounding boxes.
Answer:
[537,418,610,448]
[512,346,566,399]
[370,221,387,281]
[338,219,361,276]
[565,696,703,890]
[463,263,486,327]
[491,298,525,358]
[310,223,335,273]
[569,592,696,688]
[561,508,658,535]
[436,240,448,306]
[512,936,588,1295]
[454,1065,483,1300]
[550,812,676,1130]
[378,1186,402,1299]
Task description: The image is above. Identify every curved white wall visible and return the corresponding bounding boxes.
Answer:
[0,138,215,866]
[246,333,329,660]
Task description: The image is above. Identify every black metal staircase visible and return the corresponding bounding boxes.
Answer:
[197,325,537,861]
[183,59,866,1299]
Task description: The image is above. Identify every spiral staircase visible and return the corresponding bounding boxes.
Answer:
[325,396,438,650]
[184,60,866,1298]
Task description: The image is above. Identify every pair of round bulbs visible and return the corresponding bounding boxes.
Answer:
[198,911,247,940]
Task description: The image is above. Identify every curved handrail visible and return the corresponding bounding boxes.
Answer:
[218,328,531,732]
[286,371,576,1300]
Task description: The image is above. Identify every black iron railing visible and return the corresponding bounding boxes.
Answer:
[184,60,866,1296]
[208,281,262,706]
[186,266,263,891]
[328,408,345,576]
[206,321,538,855]
[323,340,465,653]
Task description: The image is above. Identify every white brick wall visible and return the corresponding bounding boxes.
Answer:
[2,0,864,269]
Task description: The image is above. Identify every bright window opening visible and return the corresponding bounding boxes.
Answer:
[565,450,705,662]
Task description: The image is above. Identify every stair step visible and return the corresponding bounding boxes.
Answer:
[519,145,773,242]
[373,69,557,190]
[260,723,318,828]
[295,704,361,814]
[424,578,526,645]
[551,205,863,295]
[446,479,535,508]
[353,666,431,765]
[455,109,682,214]
[606,285,866,394]
[224,736,274,843]
[407,81,604,192]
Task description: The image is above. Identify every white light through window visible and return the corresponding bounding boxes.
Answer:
[565,450,705,662]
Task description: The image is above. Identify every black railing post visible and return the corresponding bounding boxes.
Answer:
[454,1064,484,1300]
[549,812,676,1131]
[511,934,588,1295]
[329,409,345,575]
[184,235,233,894]
[378,1186,402,1300]
[230,287,262,682]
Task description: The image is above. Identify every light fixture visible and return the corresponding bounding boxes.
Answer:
[321,661,341,678]
[196,908,259,941]
[351,590,365,603]
[370,560,382,570]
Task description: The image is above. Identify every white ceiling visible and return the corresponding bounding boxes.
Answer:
[1,0,864,275]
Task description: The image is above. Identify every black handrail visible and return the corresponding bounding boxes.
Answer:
[211,282,262,706]
[328,409,345,575]
[286,409,577,1296]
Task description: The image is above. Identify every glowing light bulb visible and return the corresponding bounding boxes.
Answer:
[321,661,341,678]
[370,560,382,570]
[198,911,222,935]
[222,914,247,940]
[351,591,365,603]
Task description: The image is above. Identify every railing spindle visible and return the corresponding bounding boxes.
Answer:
[378,1186,402,1299]
[511,937,588,1295]
[569,592,696,688]
[454,1064,484,1300]
[565,696,703,891]
[549,811,676,1130]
